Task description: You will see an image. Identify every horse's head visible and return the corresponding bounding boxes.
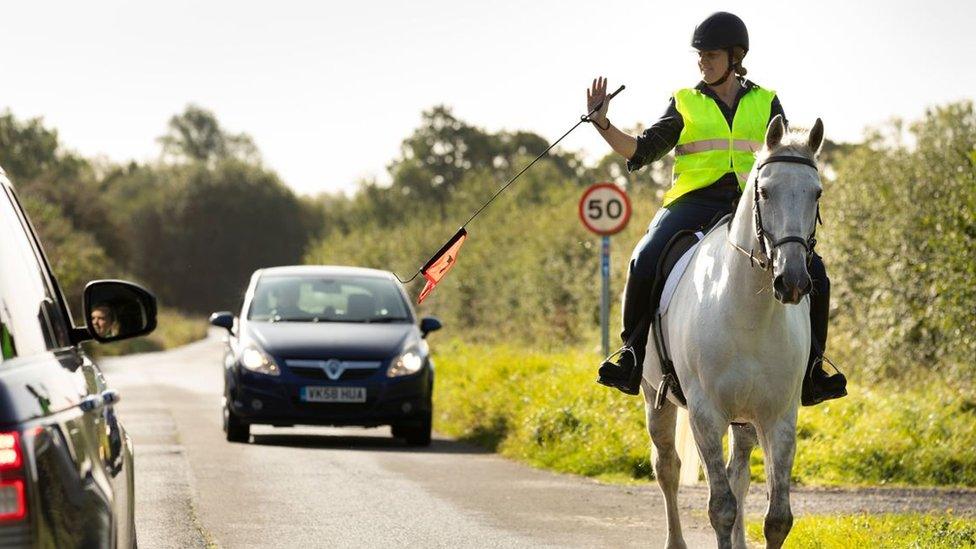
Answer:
[751,115,824,304]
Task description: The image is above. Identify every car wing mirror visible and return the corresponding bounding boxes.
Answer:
[420,316,442,338]
[209,311,236,334]
[81,280,157,344]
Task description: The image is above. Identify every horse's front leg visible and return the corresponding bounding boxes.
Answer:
[727,423,758,549]
[642,381,686,549]
[688,402,737,549]
[757,411,798,549]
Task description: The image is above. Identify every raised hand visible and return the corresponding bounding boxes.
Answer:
[586,76,611,122]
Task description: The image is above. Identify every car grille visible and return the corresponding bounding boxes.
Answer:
[284,359,383,381]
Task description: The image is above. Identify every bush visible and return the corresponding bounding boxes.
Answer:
[307,158,661,346]
[819,102,976,390]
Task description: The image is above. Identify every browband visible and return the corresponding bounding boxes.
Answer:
[755,155,819,173]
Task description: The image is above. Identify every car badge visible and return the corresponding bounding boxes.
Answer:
[323,359,344,380]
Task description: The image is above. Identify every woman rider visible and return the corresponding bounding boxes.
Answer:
[588,12,846,406]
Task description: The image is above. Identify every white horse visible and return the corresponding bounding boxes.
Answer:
[642,115,825,549]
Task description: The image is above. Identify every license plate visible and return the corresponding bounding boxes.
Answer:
[301,386,367,403]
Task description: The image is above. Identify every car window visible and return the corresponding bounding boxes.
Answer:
[248,276,410,323]
[0,188,62,363]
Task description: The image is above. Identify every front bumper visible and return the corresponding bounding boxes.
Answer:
[227,361,432,427]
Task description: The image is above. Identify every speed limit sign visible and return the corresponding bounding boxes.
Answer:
[579,183,631,235]
[579,182,631,357]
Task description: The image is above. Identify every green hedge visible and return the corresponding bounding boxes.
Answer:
[819,102,975,389]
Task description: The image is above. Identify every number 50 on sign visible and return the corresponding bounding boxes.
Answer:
[579,183,632,236]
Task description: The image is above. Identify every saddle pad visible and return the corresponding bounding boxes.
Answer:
[658,231,703,316]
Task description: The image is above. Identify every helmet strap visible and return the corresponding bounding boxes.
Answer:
[705,48,736,87]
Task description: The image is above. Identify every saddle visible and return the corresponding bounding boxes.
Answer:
[647,213,733,410]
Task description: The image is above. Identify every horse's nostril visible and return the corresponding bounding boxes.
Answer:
[798,276,811,294]
[773,275,788,296]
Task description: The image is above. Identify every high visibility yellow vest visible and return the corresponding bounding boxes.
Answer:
[665,86,776,206]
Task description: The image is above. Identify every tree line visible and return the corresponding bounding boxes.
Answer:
[1,101,972,388]
[0,106,315,316]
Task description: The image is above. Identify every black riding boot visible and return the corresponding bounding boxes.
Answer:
[801,257,847,406]
[597,265,651,396]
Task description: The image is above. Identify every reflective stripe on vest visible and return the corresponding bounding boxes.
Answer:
[674,139,762,155]
[665,86,776,206]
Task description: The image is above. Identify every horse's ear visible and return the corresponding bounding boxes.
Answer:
[808,118,824,155]
[765,114,786,150]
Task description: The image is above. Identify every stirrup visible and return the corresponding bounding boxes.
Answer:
[654,375,674,410]
[821,355,843,376]
[807,354,844,380]
[602,346,636,367]
[597,346,641,396]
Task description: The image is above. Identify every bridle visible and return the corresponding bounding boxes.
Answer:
[728,154,822,272]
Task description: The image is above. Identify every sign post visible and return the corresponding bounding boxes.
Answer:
[578,183,632,358]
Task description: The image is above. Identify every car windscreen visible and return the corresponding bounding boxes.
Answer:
[248,275,411,323]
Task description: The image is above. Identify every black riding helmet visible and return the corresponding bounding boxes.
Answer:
[692,12,749,86]
[692,12,749,52]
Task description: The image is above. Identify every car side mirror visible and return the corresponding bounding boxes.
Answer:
[83,280,157,344]
[209,311,235,334]
[420,316,442,338]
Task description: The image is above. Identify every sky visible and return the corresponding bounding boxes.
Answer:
[1,0,973,196]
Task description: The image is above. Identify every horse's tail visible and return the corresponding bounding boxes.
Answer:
[676,408,702,485]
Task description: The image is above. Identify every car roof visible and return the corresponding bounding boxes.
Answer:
[257,265,397,281]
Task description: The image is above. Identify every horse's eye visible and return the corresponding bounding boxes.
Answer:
[759,188,769,200]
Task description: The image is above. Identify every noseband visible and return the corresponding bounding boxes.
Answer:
[729,154,822,271]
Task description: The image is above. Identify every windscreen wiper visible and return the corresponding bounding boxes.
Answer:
[363,317,410,323]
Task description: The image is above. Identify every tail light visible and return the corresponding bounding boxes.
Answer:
[0,431,27,522]
[0,432,22,471]
[0,480,25,521]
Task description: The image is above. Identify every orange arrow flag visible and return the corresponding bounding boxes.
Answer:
[417,228,467,304]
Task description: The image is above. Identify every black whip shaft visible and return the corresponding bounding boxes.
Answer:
[395,85,626,284]
[460,85,626,229]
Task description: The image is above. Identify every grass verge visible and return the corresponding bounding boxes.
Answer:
[432,340,976,487]
[432,340,650,481]
[746,512,976,548]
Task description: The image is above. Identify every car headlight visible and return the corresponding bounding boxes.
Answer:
[239,345,280,376]
[387,342,427,378]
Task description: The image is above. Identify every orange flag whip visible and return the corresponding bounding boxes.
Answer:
[395,85,626,303]
[417,228,467,304]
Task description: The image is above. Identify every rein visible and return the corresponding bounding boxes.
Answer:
[728,154,821,272]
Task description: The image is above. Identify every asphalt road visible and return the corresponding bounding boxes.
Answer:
[99,334,720,548]
[99,334,976,548]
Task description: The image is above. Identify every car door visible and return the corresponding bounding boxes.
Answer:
[0,182,123,547]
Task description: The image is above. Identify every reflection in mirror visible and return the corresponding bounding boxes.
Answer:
[91,304,120,339]
[84,281,157,343]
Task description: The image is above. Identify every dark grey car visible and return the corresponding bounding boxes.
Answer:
[0,166,156,548]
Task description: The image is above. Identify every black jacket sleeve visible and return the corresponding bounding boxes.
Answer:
[770,95,787,128]
[626,97,683,172]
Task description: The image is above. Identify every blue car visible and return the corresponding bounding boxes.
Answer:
[210,266,442,446]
